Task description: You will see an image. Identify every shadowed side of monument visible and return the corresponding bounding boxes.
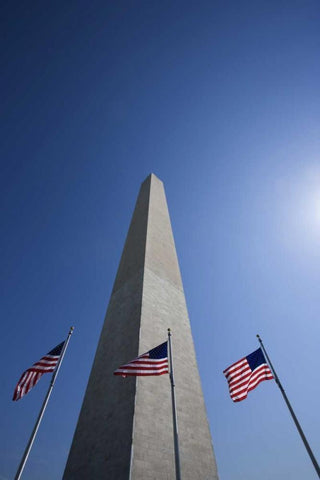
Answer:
[63,177,151,479]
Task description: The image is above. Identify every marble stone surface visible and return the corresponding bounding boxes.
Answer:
[63,174,218,480]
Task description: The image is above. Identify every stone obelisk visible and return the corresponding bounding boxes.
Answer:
[63,174,218,480]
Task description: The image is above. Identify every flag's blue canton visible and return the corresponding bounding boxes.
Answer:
[149,342,168,359]
[246,348,266,371]
[48,342,64,356]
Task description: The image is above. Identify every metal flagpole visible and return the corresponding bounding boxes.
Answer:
[167,328,182,480]
[15,326,74,480]
[257,334,320,478]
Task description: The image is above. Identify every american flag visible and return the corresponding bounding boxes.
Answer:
[13,342,64,401]
[223,348,273,402]
[114,341,169,377]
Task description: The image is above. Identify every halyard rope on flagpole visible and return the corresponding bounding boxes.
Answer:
[15,326,74,480]
[257,334,320,478]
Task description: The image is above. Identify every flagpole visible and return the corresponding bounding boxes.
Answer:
[167,328,182,480]
[14,327,74,480]
[257,334,320,478]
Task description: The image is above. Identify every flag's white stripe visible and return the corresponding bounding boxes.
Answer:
[115,367,169,374]
[27,372,38,392]
[18,371,29,386]
[232,391,247,400]
[230,368,273,396]
[21,372,35,398]
[17,372,29,398]
[17,368,48,400]
[226,365,251,383]
[224,358,247,375]
[22,372,34,391]
[31,365,57,372]
[13,351,62,400]
[115,373,169,377]
[225,362,249,381]
[228,363,271,388]
[231,374,273,401]
[116,365,169,372]
[231,374,273,399]
[133,357,167,363]
[34,359,59,366]
[36,360,58,366]
[40,356,60,362]
[229,365,272,393]
[120,360,168,368]
[228,370,253,388]
[119,358,167,366]
[29,372,39,390]
[223,358,247,376]
[34,356,59,364]
[228,372,251,388]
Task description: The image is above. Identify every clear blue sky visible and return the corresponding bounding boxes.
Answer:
[1,1,319,479]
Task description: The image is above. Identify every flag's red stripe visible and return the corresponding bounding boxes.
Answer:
[20,372,33,399]
[128,358,167,364]
[117,358,168,369]
[230,374,273,400]
[116,365,168,372]
[230,371,273,401]
[228,364,270,391]
[13,353,60,401]
[223,357,247,375]
[34,361,59,367]
[40,355,60,361]
[116,365,168,373]
[227,367,252,386]
[229,371,272,396]
[121,359,168,365]
[114,364,169,374]
[229,365,273,395]
[231,375,273,402]
[224,361,250,380]
[114,370,169,377]
[113,343,168,378]
[115,366,169,372]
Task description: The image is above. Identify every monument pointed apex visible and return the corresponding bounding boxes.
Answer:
[142,172,163,184]
[111,171,172,295]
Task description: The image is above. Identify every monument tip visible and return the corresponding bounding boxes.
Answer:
[143,172,163,184]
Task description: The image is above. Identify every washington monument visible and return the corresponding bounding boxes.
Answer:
[63,173,218,479]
